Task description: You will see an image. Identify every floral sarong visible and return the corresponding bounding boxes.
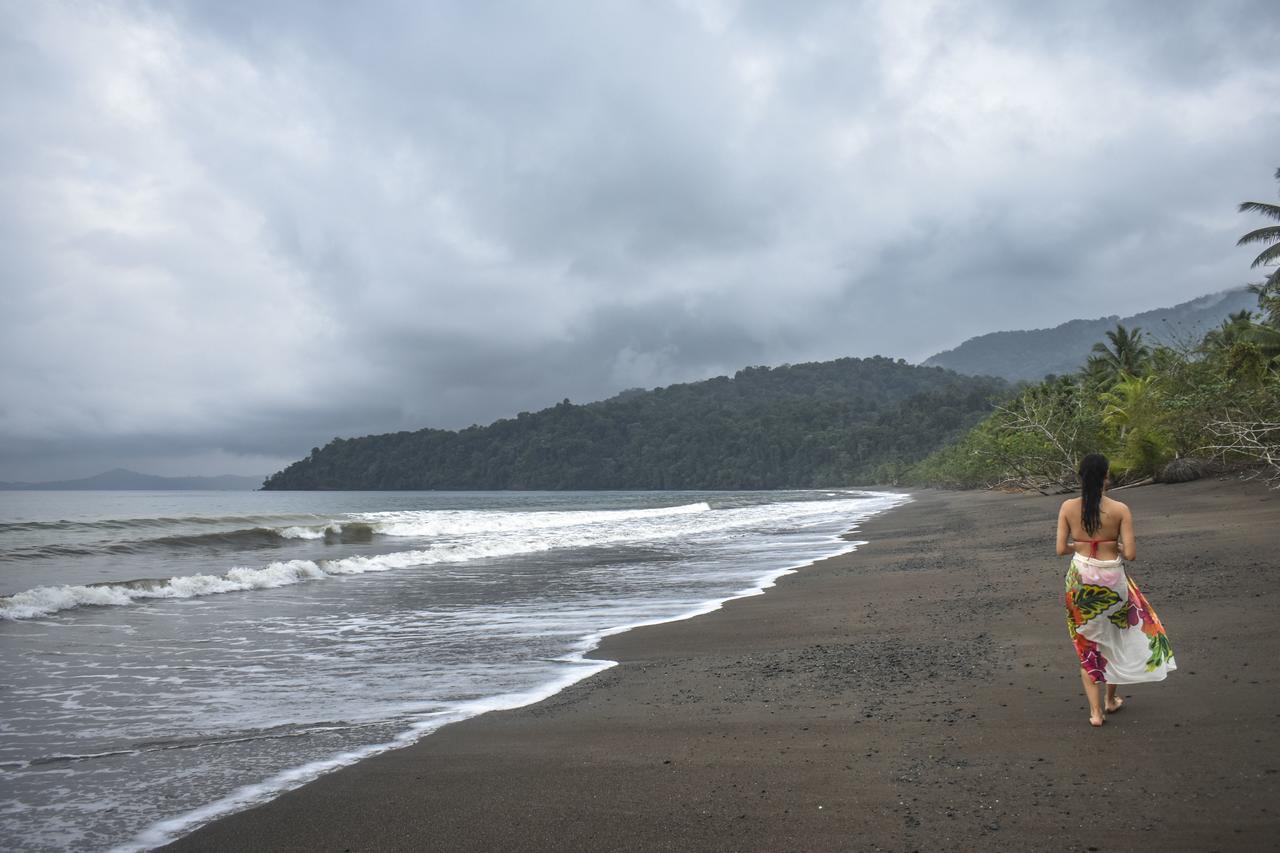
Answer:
[1065,554,1176,684]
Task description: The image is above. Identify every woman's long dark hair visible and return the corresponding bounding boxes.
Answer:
[1078,453,1109,536]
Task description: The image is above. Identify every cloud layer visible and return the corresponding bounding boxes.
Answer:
[3,0,1279,479]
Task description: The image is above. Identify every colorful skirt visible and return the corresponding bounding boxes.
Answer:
[1065,554,1176,684]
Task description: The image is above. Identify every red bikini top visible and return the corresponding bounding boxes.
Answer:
[1085,539,1117,557]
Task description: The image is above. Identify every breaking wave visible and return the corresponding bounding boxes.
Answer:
[1,502,719,620]
[0,503,714,562]
[0,523,377,561]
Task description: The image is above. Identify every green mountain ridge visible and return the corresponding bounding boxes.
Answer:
[263,357,1008,490]
[922,288,1257,382]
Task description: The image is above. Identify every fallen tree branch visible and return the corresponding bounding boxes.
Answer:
[1201,414,1280,486]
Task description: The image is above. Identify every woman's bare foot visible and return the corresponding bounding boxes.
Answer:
[1090,712,1105,727]
[1105,695,1125,714]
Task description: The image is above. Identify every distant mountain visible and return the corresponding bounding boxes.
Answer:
[264,356,1009,490]
[0,468,264,491]
[922,288,1257,382]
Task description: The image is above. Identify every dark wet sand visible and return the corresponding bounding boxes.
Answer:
[163,478,1278,852]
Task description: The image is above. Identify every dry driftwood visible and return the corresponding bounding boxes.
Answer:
[1202,415,1280,487]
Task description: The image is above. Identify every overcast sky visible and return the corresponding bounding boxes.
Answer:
[2,0,1278,481]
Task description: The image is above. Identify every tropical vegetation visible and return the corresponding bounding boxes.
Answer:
[1238,167,1280,289]
[907,169,1280,490]
[263,357,1008,490]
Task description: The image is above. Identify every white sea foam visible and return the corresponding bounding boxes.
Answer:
[109,662,616,853]
[205,502,712,544]
[2,490,912,852]
[0,498,850,621]
[0,560,328,620]
[356,501,711,537]
[113,492,911,852]
[275,526,329,540]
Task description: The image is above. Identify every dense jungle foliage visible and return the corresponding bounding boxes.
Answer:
[907,169,1280,491]
[262,357,1008,490]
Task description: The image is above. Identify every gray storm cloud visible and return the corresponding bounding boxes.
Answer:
[2,0,1278,480]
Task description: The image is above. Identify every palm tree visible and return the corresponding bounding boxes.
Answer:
[1238,167,1280,290]
[1241,322,1280,364]
[1201,309,1256,351]
[1247,280,1280,329]
[1087,324,1151,384]
[1100,374,1171,475]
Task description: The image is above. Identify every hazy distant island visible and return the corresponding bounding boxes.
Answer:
[0,469,264,491]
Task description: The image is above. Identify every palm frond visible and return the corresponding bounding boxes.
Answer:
[1240,325,1280,361]
[1236,225,1280,247]
[1250,242,1280,269]
[1239,199,1280,220]
[1239,201,1280,222]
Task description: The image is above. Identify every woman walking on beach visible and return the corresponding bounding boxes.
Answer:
[1057,453,1176,727]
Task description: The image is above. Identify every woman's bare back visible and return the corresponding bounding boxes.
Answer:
[1056,495,1135,560]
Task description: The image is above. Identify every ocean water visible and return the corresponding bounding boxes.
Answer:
[0,488,908,851]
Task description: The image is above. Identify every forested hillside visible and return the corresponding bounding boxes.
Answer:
[263,357,1008,490]
[910,170,1280,491]
[923,288,1256,382]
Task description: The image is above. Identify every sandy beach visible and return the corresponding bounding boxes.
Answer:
[162,477,1278,852]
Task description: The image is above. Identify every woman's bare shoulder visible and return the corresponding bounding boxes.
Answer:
[1102,496,1131,514]
[1059,496,1080,509]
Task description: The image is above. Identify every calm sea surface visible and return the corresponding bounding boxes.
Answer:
[0,489,907,851]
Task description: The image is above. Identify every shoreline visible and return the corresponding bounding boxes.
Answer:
[162,478,1278,852]
[123,491,907,851]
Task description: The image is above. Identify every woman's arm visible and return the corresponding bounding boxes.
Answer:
[1055,501,1072,556]
[1119,503,1137,561]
